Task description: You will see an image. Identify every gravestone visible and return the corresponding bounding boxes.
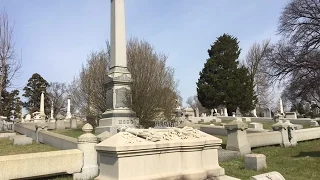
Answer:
[250,171,285,180]
[245,154,267,170]
[13,136,32,145]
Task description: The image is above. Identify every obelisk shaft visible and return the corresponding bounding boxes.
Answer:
[110,0,127,70]
[66,97,72,119]
[40,91,45,117]
[96,0,136,135]
[280,98,284,114]
[50,102,54,119]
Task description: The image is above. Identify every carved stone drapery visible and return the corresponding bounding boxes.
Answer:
[122,127,206,143]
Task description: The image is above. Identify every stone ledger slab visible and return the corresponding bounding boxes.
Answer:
[250,171,285,180]
[95,127,233,180]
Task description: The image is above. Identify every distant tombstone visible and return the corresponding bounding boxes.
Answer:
[195,108,199,117]
[235,107,242,117]
[285,112,297,119]
[310,120,319,127]
[25,114,31,121]
[263,108,271,118]
[251,108,257,117]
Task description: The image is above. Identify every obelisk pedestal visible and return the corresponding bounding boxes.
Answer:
[95,0,137,136]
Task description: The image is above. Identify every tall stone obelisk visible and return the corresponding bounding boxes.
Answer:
[39,91,46,119]
[279,98,284,115]
[96,0,136,135]
[66,96,72,119]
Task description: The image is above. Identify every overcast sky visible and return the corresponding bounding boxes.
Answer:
[2,0,288,106]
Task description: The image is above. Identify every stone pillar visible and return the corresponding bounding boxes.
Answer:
[279,98,284,115]
[66,96,72,119]
[50,101,54,119]
[251,108,257,117]
[224,107,228,117]
[271,122,291,147]
[195,107,199,117]
[35,122,48,143]
[39,91,46,119]
[96,0,137,136]
[49,101,55,122]
[73,123,99,179]
[224,120,251,155]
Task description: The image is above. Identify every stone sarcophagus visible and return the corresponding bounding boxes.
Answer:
[95,127,229,180]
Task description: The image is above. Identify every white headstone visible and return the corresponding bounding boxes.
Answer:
[25,114,31,121]
[224,107,228,117]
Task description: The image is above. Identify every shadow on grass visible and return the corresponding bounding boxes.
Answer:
[294,151,320,158]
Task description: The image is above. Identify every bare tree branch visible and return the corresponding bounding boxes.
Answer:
[0,9,22,109]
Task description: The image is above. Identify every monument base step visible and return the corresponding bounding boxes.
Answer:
[95,126,118,135]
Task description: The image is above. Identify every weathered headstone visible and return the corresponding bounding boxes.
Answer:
[245,154,267,170]
[249,123,263,130]
[310,120,319,127]
[13,136,32,145]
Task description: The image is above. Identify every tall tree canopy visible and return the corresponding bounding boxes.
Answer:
[197,34,255,115]
[0,10,21,111]
[245,39,273,109]
[22,73,50,115]
[267,0,320,106]
[0,89,21,119]
[47,82,69,117]
[70,38,179,128]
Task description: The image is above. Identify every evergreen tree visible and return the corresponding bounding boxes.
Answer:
[22,73,50,115]
[0,89,22,119]
[197,34,255,115]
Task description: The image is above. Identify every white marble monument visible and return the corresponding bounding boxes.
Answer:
[49,101,55,122]
[279,97,284,115]
[96,0,136,135]
[224,107,228,117]
[39,91,46,119]
[96,126,238,180]
[66,96,72,119]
